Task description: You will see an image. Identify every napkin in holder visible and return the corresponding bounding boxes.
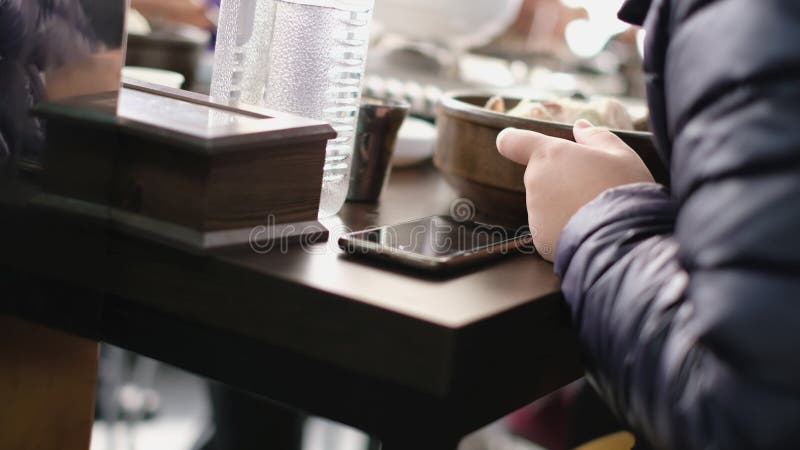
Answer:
[32,80,335,250]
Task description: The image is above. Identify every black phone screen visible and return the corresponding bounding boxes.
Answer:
[341,215,532,260]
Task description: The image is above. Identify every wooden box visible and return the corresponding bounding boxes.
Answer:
[33,80,335,250]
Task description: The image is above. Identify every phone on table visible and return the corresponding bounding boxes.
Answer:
[338,215,534,272]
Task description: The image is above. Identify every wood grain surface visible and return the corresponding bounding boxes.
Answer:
[0,315,98,450]
[0,164,582,444]
[35,84,335,251]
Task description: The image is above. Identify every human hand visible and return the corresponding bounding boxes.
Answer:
[496,120,655,261]
[131,0,214,29]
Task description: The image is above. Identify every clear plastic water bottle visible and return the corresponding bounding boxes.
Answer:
[211,0,374,218]
[210,0,276,106]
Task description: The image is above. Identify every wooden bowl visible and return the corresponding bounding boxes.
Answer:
[434,92,667,226]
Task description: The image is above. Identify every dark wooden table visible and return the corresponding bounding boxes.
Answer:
[0,162,582,449]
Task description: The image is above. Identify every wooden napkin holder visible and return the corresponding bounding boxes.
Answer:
[33,80,335,251]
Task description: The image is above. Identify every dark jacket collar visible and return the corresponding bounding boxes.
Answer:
[618,0,653,26]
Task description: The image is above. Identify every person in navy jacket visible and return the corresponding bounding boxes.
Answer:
[0,0,124,162]
[497,0,800,448]
[0,0,187,162]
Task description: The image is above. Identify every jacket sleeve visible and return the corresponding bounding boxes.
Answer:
[554,1,800,449]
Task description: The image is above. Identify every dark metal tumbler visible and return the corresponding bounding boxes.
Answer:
[346,98,410,202]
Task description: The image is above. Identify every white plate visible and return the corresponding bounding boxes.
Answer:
[392,117,436,168]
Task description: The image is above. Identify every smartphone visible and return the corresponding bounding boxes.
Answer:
[338,215,534,272]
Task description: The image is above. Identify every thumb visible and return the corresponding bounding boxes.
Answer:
[573,119,629,151]
[496,127,552,165]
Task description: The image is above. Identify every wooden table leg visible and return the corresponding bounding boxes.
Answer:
[0,315,99,450]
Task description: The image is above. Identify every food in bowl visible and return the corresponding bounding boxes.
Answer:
[485,96,638,131]
[434,92,667,225]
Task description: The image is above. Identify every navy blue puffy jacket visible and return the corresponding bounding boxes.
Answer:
[554,1,800,448]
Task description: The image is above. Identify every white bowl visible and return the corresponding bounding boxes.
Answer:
[373,0,523,50]
[392,117,436,168]
[122,67,186,89]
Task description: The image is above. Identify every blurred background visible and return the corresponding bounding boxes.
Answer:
[90,348,550,450]
[123,0,645,114]
[101,1,643,449]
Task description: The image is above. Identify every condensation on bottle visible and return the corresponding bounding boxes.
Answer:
[211,0,374,218]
